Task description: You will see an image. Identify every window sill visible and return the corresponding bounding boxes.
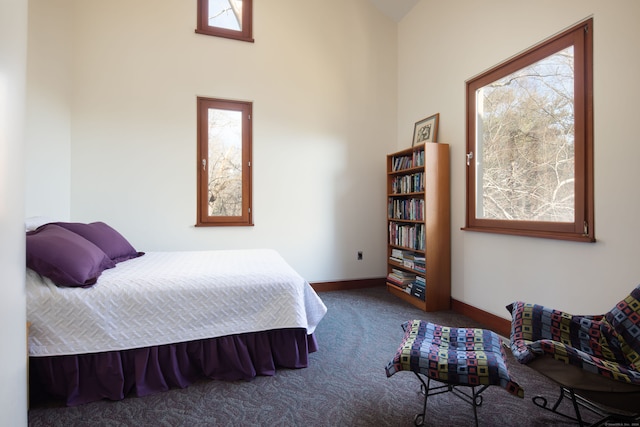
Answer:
[461,226,596,243]
[194,29,254,43]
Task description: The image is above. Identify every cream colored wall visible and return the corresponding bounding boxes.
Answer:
[0,0,28,424]
[399,0,640,317]
[25,0,72,221]
[25,0,398,282]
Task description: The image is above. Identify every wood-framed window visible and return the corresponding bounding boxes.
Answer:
[464,18,594,242]
[197,97,253,227]
[195,0,254,43]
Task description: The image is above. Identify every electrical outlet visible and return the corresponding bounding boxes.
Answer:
[357,251,363,260]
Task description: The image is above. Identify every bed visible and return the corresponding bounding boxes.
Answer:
[26,221,327,406]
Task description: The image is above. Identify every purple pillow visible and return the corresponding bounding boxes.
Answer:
[52,221,143,263]
[26,224,116,287]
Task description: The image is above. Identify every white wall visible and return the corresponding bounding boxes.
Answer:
[0,0,28,424]
[399,0,640,317]
[24,0,72,221]
[25,0,398,282]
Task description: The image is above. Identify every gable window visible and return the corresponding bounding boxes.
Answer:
[464,18,594,242]
[195,0,254,42]
[197,97,253,226]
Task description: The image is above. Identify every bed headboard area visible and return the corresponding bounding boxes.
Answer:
[26,220,143,288]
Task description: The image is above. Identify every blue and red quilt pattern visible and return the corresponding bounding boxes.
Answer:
[386,320,524,397]
[508,284,640,385]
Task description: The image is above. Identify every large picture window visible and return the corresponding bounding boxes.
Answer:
[197,97,253,227]
[195,0,253,42]
[464,19,594,242]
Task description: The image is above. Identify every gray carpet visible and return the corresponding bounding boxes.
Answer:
[28,287,598,426]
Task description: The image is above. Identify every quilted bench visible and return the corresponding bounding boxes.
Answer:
[386,320,523,426]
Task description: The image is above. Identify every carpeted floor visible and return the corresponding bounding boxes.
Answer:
[28,286,599,426]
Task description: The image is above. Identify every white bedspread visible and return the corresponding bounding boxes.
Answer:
[27,249,327,357]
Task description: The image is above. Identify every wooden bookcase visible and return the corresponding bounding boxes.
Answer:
[386,143,450,311]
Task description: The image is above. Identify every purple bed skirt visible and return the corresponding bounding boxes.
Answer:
[30,328,317,406]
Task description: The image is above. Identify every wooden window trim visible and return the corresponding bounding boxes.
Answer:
[463,18,594,242]
[196,97,253,227]
[195,0,254,43]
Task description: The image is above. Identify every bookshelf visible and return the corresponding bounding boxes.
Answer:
[386,143,450,311]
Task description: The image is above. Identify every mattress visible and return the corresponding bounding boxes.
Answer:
[27,249,327,357]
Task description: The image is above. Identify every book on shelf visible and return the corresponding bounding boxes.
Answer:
[390,269,416,280]
[388,198,424,221]
[412,258,426,273]
[388,222,425,251]
[407,276,425,288]
[390,149,425,172]
[387,269,416,288]
[391,249,404,257]
[388,249,425,271]
[389,248,405,264]
[403,254,426,271]
[397,249,422,259]
[406,279,426,300]
[411,288,426,301]
[391,172,424,194]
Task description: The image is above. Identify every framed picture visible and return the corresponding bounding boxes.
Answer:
[412,113,439,146]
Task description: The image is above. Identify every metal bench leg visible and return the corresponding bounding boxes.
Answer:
[413,371,429,426]
[412,372,488,427]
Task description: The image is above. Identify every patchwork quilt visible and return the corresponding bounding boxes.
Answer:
[385,320,524,397]
[507,284,640,385]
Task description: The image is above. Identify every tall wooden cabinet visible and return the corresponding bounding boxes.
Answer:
[386,143,450,311]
